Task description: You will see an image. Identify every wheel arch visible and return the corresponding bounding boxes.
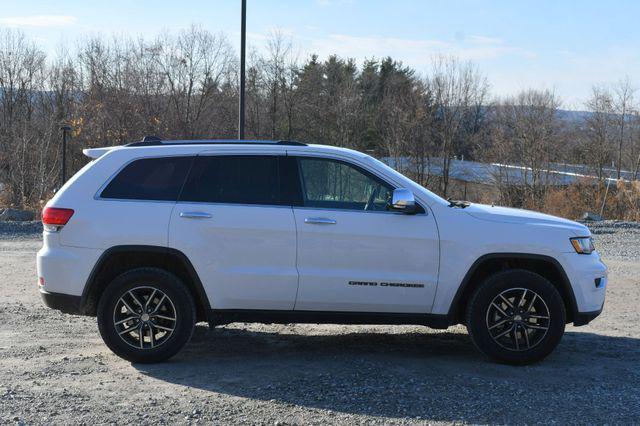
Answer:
[80,245,211,322]
[448,253,578,325]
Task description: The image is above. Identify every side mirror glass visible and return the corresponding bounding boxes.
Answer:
[389,188,416,214]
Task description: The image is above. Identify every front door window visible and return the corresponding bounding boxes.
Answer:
[298,158,393,211]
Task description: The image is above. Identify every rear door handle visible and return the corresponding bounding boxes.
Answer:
[304,217,337,225]
[179,211,212,219]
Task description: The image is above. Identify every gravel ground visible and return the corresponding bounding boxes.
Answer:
[0,221,639,425]
[0,221,42,240]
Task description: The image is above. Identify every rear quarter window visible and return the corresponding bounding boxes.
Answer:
[100,156,193,201]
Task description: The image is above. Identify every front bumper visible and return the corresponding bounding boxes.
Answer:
[559,251,607,318]
[40,289,83,315]
[573,307,603,326]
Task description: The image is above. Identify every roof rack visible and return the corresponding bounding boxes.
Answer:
[141,135,162,143]
[126,137,307,147]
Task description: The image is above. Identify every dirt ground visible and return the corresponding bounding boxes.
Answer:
[1,227,639,425]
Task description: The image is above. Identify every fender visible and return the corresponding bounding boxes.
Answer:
[446,252,579,324]
[80,245,211,316]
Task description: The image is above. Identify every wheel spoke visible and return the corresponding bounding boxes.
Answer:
[152,323,174,332]
[139,324,144,349]
[120,298,137,315]
[493,325,515,340]
[128,290,144,309]
[115,316,137,326]
[517,289,528,309]
[513,325,520,350]
[523,323,548,331]
[522,325,530,349]
[488,318,510,330]
[151,294,167,314]
[491,302,509,317]
[145,289,157,310]
[498,294,515,310]
[153,314,176,322]
[525,294,538,313]
[528,314,549,320]
[148,324,155,348]
[118,324,137,335]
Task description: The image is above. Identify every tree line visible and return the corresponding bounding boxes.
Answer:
[1,26,639,218]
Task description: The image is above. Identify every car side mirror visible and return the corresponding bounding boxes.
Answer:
[388,188,416,214]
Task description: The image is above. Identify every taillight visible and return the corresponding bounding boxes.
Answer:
[42,207,74,230]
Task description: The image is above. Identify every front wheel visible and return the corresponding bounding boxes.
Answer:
[97,267,196,363]
[466,269,566,365]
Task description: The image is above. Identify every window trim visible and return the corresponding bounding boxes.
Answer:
[94,154,195,203]
[94,151,427,214]
[292,155,426,215]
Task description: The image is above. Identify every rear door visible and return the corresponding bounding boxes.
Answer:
[291,155,439,313]
[168,152,299,310]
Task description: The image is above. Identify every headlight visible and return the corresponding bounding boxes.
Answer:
[570,237,595,254]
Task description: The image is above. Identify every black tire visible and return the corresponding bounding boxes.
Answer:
[97,267,196,363]
[466,269,566,365]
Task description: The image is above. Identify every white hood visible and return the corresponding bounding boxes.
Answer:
[464,203,590,236]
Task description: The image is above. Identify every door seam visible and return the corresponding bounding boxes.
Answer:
[291,206,301,310]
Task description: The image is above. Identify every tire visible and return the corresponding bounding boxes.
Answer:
[466,269,566,365]
[97,267,196,363]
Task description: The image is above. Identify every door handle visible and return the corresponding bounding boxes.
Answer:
[179,211,212,219]
[304,217,337,225]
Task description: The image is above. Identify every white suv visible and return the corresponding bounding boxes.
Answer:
[37,139,607,364]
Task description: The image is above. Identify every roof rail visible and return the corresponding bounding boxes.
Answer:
[126,139,307,147]
[141,135,162,143]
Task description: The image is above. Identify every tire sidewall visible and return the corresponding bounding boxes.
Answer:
[97,268,195,363]
[466,270,566,365]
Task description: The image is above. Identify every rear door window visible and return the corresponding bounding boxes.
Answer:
[179,155,283,205]
[100,156,193,201]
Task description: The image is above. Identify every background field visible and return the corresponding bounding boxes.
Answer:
[0,222,639,425]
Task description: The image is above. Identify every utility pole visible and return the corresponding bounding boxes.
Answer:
[60,123,72,186]
[238,0,246,140]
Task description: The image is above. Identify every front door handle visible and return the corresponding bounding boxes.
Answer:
[179,211,212,219]
[304,217,337,225]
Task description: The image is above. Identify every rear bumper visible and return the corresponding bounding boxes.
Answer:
[40,289,83,315]
[37,236,103,307]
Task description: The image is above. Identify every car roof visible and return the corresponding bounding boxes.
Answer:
[126,138,306,147]
[83,139,369,160]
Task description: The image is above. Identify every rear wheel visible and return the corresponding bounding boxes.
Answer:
[97,267,195,363]
[466,269,566,365]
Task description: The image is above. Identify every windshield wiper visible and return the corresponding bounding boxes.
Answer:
[447,198,470,208]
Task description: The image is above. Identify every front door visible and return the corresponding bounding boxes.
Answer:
[292,156,439,313]
[169,154,299,310]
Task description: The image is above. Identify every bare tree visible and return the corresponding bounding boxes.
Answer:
[262,31,291,139]
[490,89,561,207]
[2,25,640,220]
[429,55,488,197]
[0,29,51,205]
[613,78,635,178]
[584,86,615,179]
[154,25,234,138]
[631,111,640,179]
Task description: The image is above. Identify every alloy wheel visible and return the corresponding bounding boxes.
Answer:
[485,287,551,351]
[112,286,177,350]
